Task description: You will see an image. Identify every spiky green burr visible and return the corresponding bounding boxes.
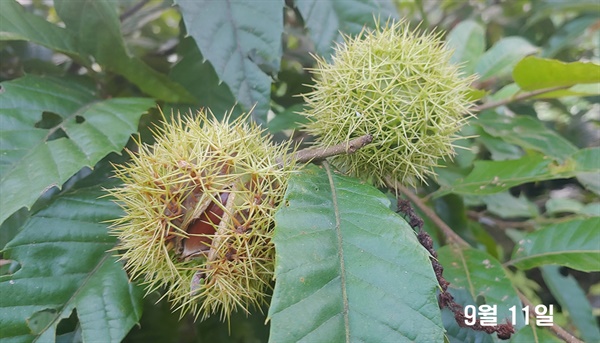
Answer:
[108,110,295,320]
[302,20,476,186]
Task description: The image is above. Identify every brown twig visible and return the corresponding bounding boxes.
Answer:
[278,134,373,167]
[395,192,514,339]
[385,179,469,248]
[467,211,535,230]
[518,291,583,343]
[295,134,373,163]
[120,0,150,22]
[388,182,583,342]
[473,85,569,113]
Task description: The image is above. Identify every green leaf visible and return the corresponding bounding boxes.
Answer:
[509,217,600,272]
[510,325,562,343]
[438,246,524,328]
[446,20,485,75]
[582,203,600,217]
[437,153,552,196]
[488,83,520,102]
[575,147,600,196]
[54,0,194,103]
[468,222,503,260]
[475,37,538,81]
[480,192,539,219]
[476,129,524,161]
[475,112,578,161]
[434,148,600,196]
[577,171,600,196]
[0,75,153,225]
[268,165,443,342]
[0,208,29,251]
[526,0,600,27]
[542,15,598,58]
[267,104,309,133]
[0,185,143,343]
[545,197,584,215]
[169,37,240,117]
[54,0,121,65]
[570,147,600,173]
[433,195,471,241]
[176,0,284,124]
[541,266,600,343]
[440,288,494,343]
[513,56,600,91]
[295,0,399,59]
[0,0,78,55]
[466,87,487,102]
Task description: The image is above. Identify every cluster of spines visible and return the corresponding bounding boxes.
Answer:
[303,20,475,186]
[108,110,295,321]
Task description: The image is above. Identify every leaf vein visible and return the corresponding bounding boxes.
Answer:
[324,162,351,343]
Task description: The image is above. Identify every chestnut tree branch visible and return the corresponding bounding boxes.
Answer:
[467,211,536,230]
[473,85,570,113]
[120,0,150,21]
[386,180,469,248]
[387,182,583,343]
[280,134,373,166]
[518,291,584,343]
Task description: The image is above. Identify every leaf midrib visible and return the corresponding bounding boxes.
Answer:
[324,162,350,343]
[456,247,477,298]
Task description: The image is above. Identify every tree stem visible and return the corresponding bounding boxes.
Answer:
[283,134,373,166]
[518,291,584,343]
[120,0,150,21]
[388,183,583,343]
[387,180,469,247]
[473,85,569,112]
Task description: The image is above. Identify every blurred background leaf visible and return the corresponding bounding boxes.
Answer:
[541,265,600,343]
[510,217,600,272]
[53,0,195,103]
[447,20,485,75]
[175,0,284,124]
[438,246,525,329]
[475,37,538,81]
[295,0,399,59]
